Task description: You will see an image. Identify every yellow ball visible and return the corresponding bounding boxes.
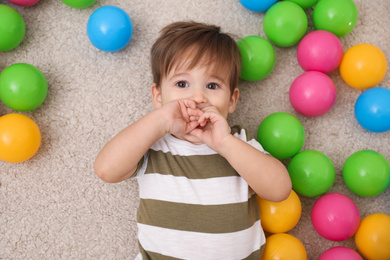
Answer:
[0,113,41,163]
[261,233,307,260]
[340,43,387,90]
[257,190,302,233]
[355,213,390,260]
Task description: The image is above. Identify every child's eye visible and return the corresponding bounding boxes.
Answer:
[176,81,189,88]
[206,83,219,90]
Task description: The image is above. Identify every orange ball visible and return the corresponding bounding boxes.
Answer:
[0,113,41,163]
[261,233,307,260]
[340,43,387,89]
[355,213,390,260]
[257,190,302,233]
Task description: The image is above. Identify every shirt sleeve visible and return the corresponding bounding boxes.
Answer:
[230,125,269,154]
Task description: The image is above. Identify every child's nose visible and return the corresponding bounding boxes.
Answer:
[192,88,207,103]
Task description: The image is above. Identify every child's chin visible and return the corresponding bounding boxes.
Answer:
[182,134,204,145]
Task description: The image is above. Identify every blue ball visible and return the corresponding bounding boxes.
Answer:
[239,0,278,12]
[355,87,390,133]
[87,6,133,52]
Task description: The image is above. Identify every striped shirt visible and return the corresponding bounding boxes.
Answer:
[134,125,266,259]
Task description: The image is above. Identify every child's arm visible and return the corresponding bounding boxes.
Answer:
[191,107,292,202]
[95,99,202,183]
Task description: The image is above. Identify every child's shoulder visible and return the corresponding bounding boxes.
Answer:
[230,125,256,142]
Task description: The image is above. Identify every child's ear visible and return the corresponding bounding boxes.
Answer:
[151,83,162,109]
[228,88,239,114]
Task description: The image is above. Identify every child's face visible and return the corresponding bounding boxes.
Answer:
[152,63,239,120]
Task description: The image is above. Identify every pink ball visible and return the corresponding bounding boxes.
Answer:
[297,30,343,74]
[7,0,40,6]
[289,71,337,117]
[311,193,360,242]
[319,247,363,260]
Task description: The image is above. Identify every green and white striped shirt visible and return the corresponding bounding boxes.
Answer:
[134,125,266,259]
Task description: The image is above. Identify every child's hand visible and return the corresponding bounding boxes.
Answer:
[159,99,203,138]
[189,106,231,151]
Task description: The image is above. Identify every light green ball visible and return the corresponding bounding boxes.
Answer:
[61,0,97,9]
[0,4,25,51]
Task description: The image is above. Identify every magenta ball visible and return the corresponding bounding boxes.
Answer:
[289,71,337,117]
[319,247,363,260]
[7,0,40,6]
[311,193,360,241]
[297,30,343,74]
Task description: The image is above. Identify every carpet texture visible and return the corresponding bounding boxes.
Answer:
[0,0,389,259]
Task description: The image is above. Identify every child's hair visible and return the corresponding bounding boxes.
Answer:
[151,21,242,95]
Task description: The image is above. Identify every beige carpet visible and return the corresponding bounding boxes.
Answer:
[0,0,389,259]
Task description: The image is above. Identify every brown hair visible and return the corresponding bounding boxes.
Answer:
[151,21,241,95]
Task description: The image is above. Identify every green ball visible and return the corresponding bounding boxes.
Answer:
[61,0,97,8]
[0,4,25,51]
[263,1,308,47]
[237,36,275,81]
[284,0,318,9]
[257,112,305,160]
[288,150,335,197]
[313,0,358,37]
[0,63,48,111]
[343,150,390,197]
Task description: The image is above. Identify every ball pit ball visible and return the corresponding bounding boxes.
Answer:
[355,213,390,260]
[289,71,337,117]
[263,1,308,47]
[340,43,387,90]
[354,87,390,133]
[297,30,343,74]
[288,150,335,197]
[257,190,301,233]
[319,247,363,260]
[61,0,96,9]
[7,0,40,6]
[311,193,360,242]
[0,63,48,111]
[87,5,133,52]
[343,150,390,197]
[261,233,307,260]
[257,112,305,160]
[0,4,25,51]
[284,0,318,9]
[0,113,41,163]
[313,0,358,37]
[237,36,275,81]
[239,0,277,12]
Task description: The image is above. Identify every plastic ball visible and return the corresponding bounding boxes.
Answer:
[237,36,275,81]
[354,87,390,132]
[311,193,360,242]
[0,4,25,51]
[261,233,307,260]
[7,0,40,6]
[284,0,318,9]
[297,30,343,74]
[263,1,308,47]
[87,6,133,52]
[343,150,390,197]
[313,0,358,37]
[340,44,387,90]
[0,113,41,163]
[257,112,305,160]
[289,71,337,117]
[61,0,96,8]
[355,213,390,260]
[0,63,48,111]
[288,150,335,197]
[239,0,277,12]
[319,247,363,260]
[257,190,301,233]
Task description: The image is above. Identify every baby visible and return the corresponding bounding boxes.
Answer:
[95,21,292,259]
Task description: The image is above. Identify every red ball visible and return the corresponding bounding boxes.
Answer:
[7,0,40,6]
[297,30,343,74]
